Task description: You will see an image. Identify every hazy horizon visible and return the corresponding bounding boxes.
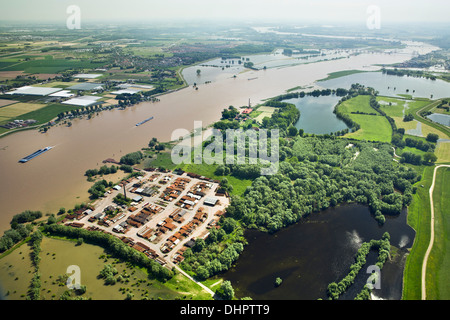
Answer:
[0,0,449,26]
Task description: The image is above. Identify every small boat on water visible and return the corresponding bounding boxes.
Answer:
[19,146,53,163]
[136,116,154,126]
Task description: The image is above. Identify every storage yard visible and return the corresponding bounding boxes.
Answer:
[60,168,229,269]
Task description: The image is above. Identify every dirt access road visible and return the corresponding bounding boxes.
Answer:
[421,164,450,300]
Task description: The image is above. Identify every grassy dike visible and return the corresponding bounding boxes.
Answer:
[402,165,434,300]
[402,164,450,300]
[426,166,450,299]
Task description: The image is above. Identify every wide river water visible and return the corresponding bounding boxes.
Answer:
[0,41,437,233]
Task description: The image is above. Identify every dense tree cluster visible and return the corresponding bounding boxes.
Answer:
[403,113,414,122]
[426,133,439,143]
[27,230,43,300]
[225,136,418,232]
[221,106,239,120]
[260,101,300,134]
[99,264,119,285]
[85,165,118,178]
[120,151,144,165]
[87,179,112,199]
[10,210,42,227]
[180,218,246,280]
[0,210,42,253]
[382,67,437,80]
[404,137,435,152]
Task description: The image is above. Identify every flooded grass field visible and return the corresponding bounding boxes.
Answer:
[1,237,185,300]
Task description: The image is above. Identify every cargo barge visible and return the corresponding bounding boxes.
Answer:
[136,116,154,126]
[19,146,53,163]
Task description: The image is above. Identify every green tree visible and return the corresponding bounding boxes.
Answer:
[275,277,283,287]
[423,152,437,164]
[426,133,439,143]
[47,214,57,225]
[218,280,234,300]
[288,126,298,137]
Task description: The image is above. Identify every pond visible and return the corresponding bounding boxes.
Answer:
[318,71,450,100]
[426,113,450,126]
[223,204,414,300]
[283,95,349,134]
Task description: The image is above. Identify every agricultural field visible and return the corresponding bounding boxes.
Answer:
[0,102,50,133]
[0,98,17,107]
[0,54,105,74]
[0,102,47,120]
[0,102,82,135]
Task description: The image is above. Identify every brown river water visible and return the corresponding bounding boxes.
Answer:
[0,45,435,233]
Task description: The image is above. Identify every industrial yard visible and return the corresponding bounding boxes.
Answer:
[61,168,229,269]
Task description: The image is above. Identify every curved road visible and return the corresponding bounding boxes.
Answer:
[421,164,450,300]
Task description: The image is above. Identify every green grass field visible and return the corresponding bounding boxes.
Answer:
[436,142,450,163]
[177,163,252,196]
[337,95,393,142]
[426,166,450,299]
[376,96,406,117]
[338,95,379,115]
[345,114,392,142]
[403,165,434,300]
[140,147,253,197]
[398,146,427,157]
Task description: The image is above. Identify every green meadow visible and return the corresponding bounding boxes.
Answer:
[426,166,450,299]
[338,95,392,143]
[345,114,392,142]
[376,96,406,118]
[402,165,434,300]
[337,95,379,115]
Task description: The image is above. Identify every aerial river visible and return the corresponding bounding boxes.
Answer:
[0,40,437,233]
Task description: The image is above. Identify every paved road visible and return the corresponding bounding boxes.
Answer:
[421,164,450,300]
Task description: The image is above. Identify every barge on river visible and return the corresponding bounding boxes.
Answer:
[136,116,154,126]
[19,146,53,163]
